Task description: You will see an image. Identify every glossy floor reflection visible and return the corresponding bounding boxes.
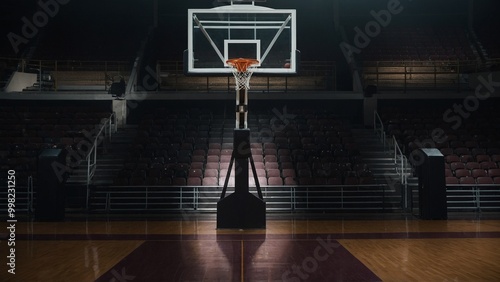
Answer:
[1,217,500,281]
[94,237,380,281]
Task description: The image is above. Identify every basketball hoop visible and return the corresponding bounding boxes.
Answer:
[226,58,259,90]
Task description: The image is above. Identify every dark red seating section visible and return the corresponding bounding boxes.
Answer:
[0,106,112,186]
[381,105,500,185]
[358,27,475,61]
[114,107,374,186]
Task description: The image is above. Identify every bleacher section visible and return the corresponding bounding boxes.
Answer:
[2,1,500,216]
[379,100,500,211]
[0,104,113,187]
[113,106,375,187]
[359,27,475,62]
[6,59,132,92]
[80,102,407,213]
[350,25,481,91]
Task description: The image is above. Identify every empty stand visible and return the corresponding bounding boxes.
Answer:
[380,101,500,212]
[80,102,397,212]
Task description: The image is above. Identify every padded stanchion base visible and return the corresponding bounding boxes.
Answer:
[217,192,266,229]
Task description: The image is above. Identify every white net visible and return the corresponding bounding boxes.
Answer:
[230,65,257,90]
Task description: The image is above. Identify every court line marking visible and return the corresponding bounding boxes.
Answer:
[11,231,500,241]
[241,240,244,282]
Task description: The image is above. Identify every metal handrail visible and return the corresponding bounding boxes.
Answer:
[360,59,482,92]
[373,112,413,209]
[392,135,407,186]
[373,111,386,148]
[386,135,412,210]
[94,183,390,212]
[445,183,500,211]
[446,184,500,187]
[85,112,117,209]
[8,58,131,91]
[104,184,388,189]
[28,176,33,213]
[155,60,337,92]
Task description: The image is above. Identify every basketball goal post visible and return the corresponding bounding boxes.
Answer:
[187,0,297,229]
[216,57,266,229]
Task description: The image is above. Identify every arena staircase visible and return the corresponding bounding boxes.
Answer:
[84,127,415,213]
[92,125,137,184]
[351,128,415,212]
[66,125,137,210]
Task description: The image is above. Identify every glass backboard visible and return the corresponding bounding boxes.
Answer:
[186,3,298,75]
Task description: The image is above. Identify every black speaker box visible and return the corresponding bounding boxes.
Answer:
[36,149,67,221]
[417,148,447,219]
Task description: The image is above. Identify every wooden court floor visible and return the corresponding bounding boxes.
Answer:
[1,215,500,282]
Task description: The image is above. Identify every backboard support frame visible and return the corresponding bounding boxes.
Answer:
[186,4,298,75]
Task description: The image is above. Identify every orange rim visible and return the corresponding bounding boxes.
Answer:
[226,58,260,72]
